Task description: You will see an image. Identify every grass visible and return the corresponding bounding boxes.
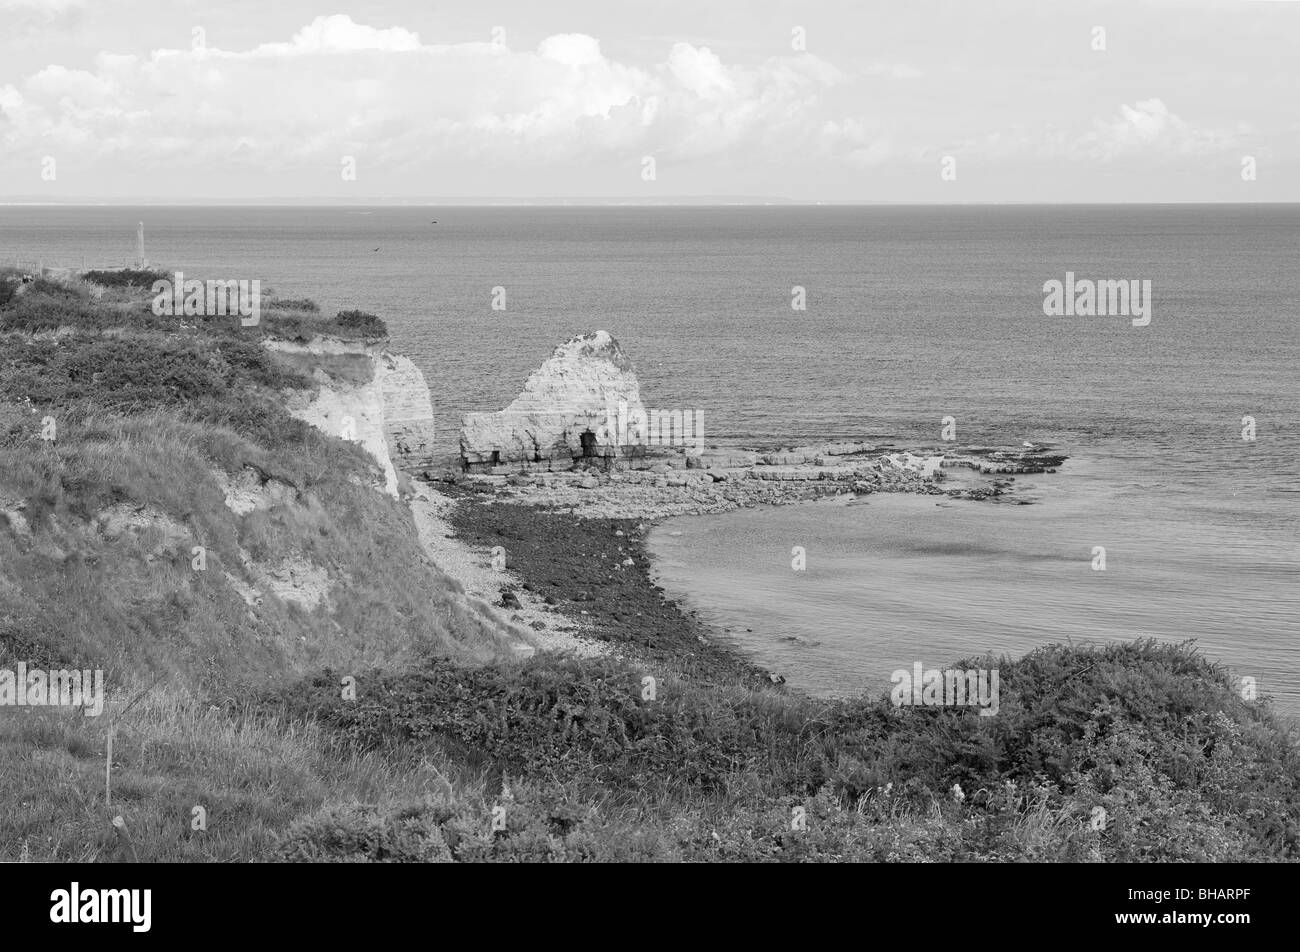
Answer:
[1,271,1297,862]
[0,687,492,861]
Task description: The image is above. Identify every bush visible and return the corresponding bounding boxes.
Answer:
[82,268,171,289]
[265,298,320,313]
[277,801,454,862]
[261,309,388,344]
[333,310,387,339]
[1,286,103,332]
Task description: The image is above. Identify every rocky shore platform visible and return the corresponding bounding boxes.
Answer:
[436,440,1067,521]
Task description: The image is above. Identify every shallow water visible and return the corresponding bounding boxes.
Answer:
[648,449,1300,711]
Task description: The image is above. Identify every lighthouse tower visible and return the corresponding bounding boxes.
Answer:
[135,222,148,269]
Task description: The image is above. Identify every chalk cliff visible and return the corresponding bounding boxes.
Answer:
[460,331,649,472]
[267,337,437,496]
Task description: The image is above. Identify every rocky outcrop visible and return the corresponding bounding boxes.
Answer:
[455,440,1071,520]
[214,466,299,516]
[461,331,660,473]
[266,338,437,496]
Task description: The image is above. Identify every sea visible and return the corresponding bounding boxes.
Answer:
[2,204,1297,710]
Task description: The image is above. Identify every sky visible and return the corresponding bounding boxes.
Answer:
[0,0,1297,203]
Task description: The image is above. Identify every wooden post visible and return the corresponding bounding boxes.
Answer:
[105,726,113,807]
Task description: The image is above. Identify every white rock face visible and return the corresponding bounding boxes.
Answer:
[285,366,396,494]
[461,331,647,470]
[378,352,437,472]
[268,338,437,496]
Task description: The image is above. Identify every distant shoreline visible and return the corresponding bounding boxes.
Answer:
[4,200,1298,208]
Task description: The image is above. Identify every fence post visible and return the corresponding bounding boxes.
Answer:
[105,727,113,808]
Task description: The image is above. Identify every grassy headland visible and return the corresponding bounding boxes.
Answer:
[1,268,1297,862]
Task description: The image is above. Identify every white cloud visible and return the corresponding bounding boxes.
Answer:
[1082,98,1244,160]
[249,15,423,56]
[0,0,83,8]
[0,15,861,175]
[946,99,1247,164]
[864,63,922,80]
[537,34,606,69]
[821,118,899,167]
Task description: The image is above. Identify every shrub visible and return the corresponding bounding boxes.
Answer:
[333,310,387,339]
[1,292,107,332]
[265,298,320,313]
[261,309,387,344]
[277,801,454,862]
[82,268,171,289]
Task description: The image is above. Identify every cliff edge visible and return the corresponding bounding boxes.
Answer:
[267,337,437,496]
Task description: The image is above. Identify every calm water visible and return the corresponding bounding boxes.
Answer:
[649,454,1300,710]
[2,205,1297,707]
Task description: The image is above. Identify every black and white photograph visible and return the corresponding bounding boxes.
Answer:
[0,0,1295,925]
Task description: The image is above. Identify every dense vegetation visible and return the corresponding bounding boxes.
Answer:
[82,268,172,289]
[1,271,1297,862]
[265,307,388,342]
[260,641,1299,862]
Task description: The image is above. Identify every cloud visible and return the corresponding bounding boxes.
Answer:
[945,99,1248,164]
[0,0,83,8]
[821,118,899,167]
[864,62,922,80]
[0,0,84,25]
[248,16,423,56]
[1082,98,1245,160]
[0,14,863,175]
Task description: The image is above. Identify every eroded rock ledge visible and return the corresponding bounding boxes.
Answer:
[453,331,1067,519]
[451,441,1067,520]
